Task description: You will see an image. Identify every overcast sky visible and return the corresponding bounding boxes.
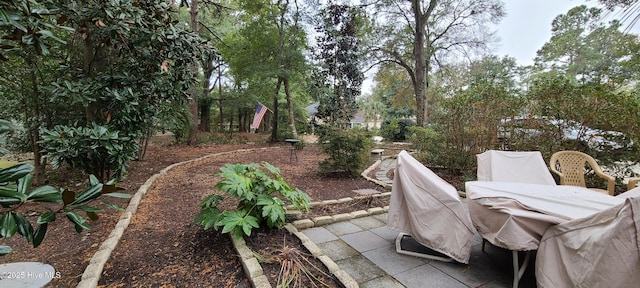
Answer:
[363,0,640,93]
[493,0,592,65]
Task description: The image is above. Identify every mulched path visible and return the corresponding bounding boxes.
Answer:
[1,133,392,287]
[98,144,385,287]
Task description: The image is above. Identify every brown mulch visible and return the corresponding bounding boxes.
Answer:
[0,133,394,287]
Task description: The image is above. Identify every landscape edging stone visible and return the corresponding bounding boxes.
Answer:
[76,147,278,288]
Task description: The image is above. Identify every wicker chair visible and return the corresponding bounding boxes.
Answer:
[549,151,615,195]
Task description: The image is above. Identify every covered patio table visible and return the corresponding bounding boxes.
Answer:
[465,181,624,287]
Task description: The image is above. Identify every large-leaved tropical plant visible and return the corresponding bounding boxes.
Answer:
[195,162,310,239]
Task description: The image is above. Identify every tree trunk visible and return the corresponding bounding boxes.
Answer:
[187,0,200,145]
[199,101,211,132]
[218,97,224,132]
[412,0,430,127]
[271,78,283,141]
[199,56,215,132]
[82,21,96,123]
[283,78,297,138]
[27,58,45,185]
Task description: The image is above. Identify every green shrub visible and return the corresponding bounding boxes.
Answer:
[408,126,445,164]
[293,139,305,150]
[380,118,415,141]
[0,120,130,256]
[195,162,311,239]
[40,123,138,181]
[159,104,192,144]
[317,126,373,176]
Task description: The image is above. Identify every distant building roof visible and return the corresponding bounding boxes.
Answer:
[306,102,319,116]
[350,111,364,124]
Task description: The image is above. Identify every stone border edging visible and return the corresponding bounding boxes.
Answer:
[77,145,394,288]
[76,147,282,288]
[232,154,394,288]
[284,223,359,288]
[232,236,271,288]
[361,156,394,189]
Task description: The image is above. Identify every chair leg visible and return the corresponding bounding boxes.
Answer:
[512,250,532,288]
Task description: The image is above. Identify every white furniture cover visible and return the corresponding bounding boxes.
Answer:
[388,150,476,263]
[536,195,640,288]
[477,150,556,185]
[466,181,623,251]
[616,185,640,199]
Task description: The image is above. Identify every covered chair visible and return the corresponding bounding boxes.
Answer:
[388,150,476,264]
[536,195,640,288]
[549,150,615,195]
[476,150,556,185]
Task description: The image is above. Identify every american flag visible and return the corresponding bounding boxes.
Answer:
[251,103,269,129]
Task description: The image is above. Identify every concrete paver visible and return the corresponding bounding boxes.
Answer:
[325,221,364,236]
[302,227,338,244]
[335,255,386,283]
[301,210,539,288]
[340,231,389,252]
[301,157,539,288]
[360,275,404,288]
[362,245,427,275]
[317,240,360,261]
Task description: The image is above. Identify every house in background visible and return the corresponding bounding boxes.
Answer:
[306,102,382,130]
[351,110,382,129]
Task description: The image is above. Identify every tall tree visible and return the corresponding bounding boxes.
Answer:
[535,5,640,87]
[1,0,201,181]
[187,0,201,144]
[0,0,68,184]
[313,3,365,127]
[221,0,308,141]
[366,0,505,126]
[178,1,225,134]
[371,63,415,119]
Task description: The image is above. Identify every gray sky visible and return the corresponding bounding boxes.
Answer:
[493,0,591,65]
[363,0,639,93]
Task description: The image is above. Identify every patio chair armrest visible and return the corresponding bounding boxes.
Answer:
[591,169,615,195]
[628,178,640,191]
[585,158,616,195]
[549,156,564,179]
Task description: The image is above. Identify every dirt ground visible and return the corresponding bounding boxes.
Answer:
[0,133,397,287]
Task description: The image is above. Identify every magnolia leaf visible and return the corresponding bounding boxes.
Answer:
[13,213,34,242]
[65,211,92,233]
[89,174,100,186]
[16,173,32,195]
[75,205,102,213]
[0,163,33,183]
[102,192,131,199]
[0,196,21,207]
[37,211,56,224]
[32,223,47,248]
[100,200,124,211]
[62,189,75,205]
[0,212,17,238]
[102,184,125,194]
[86,211,99,221]
[0,245,13,256]
[27,185,61,202]
[0,186,26,201]
[71,183,103,205]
